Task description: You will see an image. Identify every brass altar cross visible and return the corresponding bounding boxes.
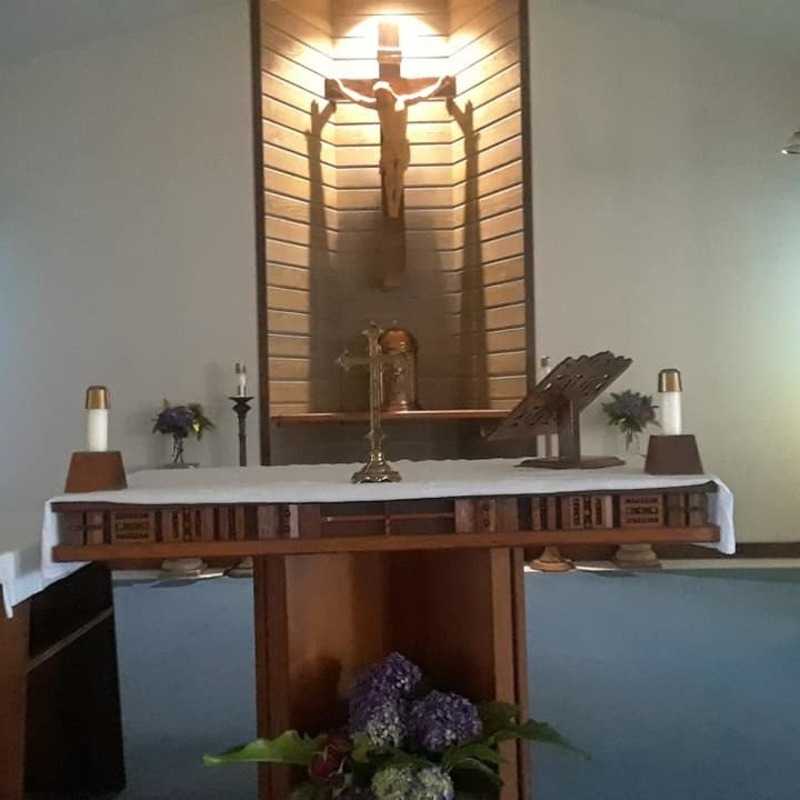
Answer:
[336,322,402,483]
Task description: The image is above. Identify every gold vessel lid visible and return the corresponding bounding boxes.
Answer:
[658,369,682,392]
[85,385,110,410]
[379,325,417,353]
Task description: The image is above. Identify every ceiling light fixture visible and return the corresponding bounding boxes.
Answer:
[781,129,800,155]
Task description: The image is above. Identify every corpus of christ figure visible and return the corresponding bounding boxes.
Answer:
[326,21,455,220]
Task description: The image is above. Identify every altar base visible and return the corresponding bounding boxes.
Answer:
[254,546,529,800]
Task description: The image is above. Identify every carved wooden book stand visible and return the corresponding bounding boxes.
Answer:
[489,351,633,469]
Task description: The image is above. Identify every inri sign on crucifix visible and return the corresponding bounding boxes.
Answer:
[326,21,455,219]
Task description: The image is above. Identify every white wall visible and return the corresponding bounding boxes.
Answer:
[531,0,800,541]
[2,0,799,543]
[0,1,258,512]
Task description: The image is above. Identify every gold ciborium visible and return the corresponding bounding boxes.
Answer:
[379,325,419,412]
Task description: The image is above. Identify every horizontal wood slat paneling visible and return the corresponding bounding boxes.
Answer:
[268,263,311,290]
[269,357,312,381]
[261,0,529,416]
[333,13,450,38]
[333,0,447,19]
[269,0,333,41]
[262,24,332,77]
[269,334,312,359]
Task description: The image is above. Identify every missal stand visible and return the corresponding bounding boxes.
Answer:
[489,352,632,469]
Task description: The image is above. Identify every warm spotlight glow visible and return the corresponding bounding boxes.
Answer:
[342,14,437,48]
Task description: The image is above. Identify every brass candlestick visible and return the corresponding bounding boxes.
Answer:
[337,323,401,483]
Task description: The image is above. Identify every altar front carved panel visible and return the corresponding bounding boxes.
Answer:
[256,0,533,448]
[53,484,718,557]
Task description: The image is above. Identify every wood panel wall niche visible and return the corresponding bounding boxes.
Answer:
[254,0,534,462]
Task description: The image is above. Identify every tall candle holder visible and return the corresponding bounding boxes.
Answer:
[65,386,127,493]
[228,395,255,578]
[229,396,254,467]
[645,369,703,475]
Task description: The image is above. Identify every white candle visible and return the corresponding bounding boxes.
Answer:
[85,386,110,452]
[658,369,683,436]
[537,356,557,457]
[87,409,109,451]
[236,362,248,397]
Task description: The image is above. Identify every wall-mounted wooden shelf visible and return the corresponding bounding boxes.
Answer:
[270,409,510,426]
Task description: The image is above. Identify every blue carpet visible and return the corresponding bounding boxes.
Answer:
[111,568,800,799]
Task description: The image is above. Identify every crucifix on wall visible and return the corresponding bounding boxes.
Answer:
[325,21,455,287]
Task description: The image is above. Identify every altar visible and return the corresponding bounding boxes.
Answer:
[41,459,732,799]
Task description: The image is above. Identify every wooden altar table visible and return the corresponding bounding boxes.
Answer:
[45,460,732,800]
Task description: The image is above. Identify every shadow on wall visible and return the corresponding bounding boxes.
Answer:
[307,100,338,413]
[451,99,488,408]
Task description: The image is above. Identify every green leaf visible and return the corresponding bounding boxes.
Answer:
[442,742,502,772]
[497,720,590,761]
[203,731,325,767]
[449,757,502,787]
[478,701,520,736]
[350,733,375,764]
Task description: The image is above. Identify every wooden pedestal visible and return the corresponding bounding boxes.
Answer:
[0,564,125,799]
[254,548,530,800]
[65,450,127,493]
[645,435,703,475]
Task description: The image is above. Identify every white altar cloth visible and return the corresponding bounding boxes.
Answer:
[1,512,83,618]
[37,460,735,601]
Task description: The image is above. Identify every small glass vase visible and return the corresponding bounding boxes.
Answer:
[171,435,185,466]
[163,435,198,469]
[624,432,645,459]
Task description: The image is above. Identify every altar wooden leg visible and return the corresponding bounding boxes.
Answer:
[0,597,29,800]
[254,548,530,800]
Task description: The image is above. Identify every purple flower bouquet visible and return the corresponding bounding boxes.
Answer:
[152,400,214,465]
[204,653,585,800]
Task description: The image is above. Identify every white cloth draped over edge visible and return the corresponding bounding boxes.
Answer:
[2,460,736,618]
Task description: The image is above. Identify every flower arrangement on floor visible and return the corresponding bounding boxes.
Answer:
[152,400,214,466]
[602,389,659,452]
[204,652,586,800]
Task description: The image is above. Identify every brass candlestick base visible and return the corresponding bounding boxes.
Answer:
[351,451,402,484]
[530,545,574,572]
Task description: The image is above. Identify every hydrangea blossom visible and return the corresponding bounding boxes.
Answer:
[353,652,422,697]
[349,653,422,747]
[371,765,454,800]
[350,691,406,748]
[408,691,483,752]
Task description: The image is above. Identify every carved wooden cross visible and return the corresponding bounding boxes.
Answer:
[325,21,455,287]
[325,21,455,106]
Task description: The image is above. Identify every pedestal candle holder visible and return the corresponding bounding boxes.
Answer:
[65,451,127,493]
[229,396,254,467]
[645,434,703,475]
